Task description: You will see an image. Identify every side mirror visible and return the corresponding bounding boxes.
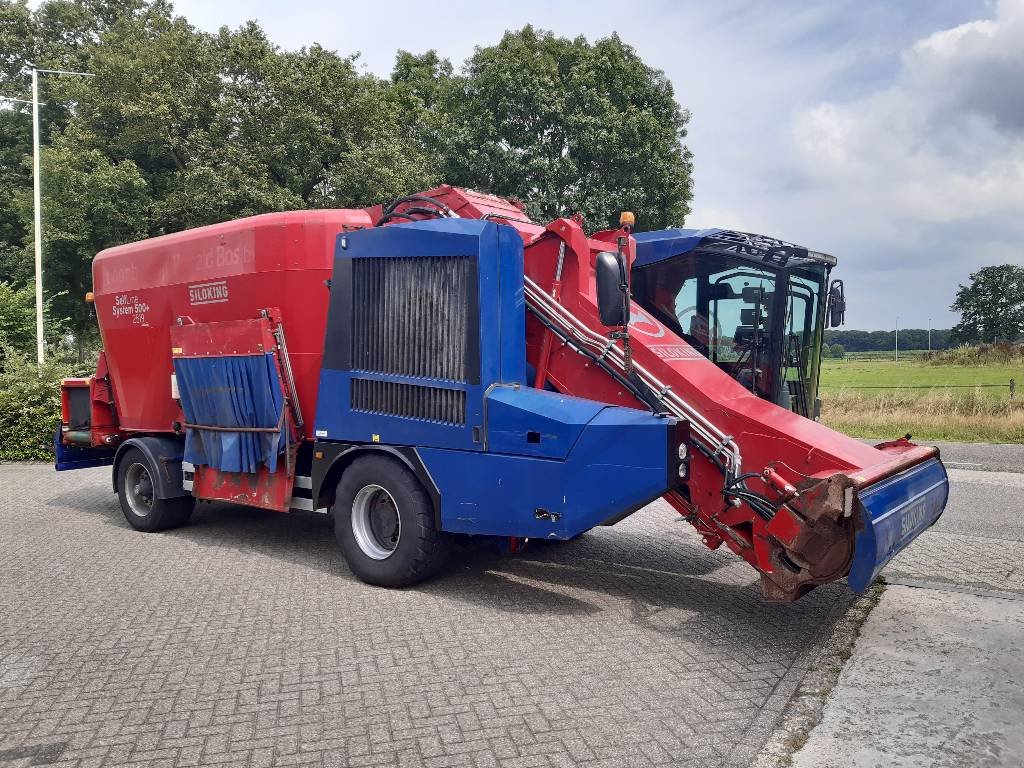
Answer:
[596,251,628,327]
[827,279,846,327]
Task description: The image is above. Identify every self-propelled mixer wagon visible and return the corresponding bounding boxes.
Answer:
[57,187,948,600]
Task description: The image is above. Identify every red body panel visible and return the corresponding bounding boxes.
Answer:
[59,351,119,447]
[92,209,371,438]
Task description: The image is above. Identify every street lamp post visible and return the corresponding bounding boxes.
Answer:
[31,66,43,366]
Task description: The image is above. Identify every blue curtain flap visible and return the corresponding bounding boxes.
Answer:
[173,353,286,474]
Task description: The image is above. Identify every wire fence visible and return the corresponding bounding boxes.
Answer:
[820,379,1016,399]
[829,351,933,361]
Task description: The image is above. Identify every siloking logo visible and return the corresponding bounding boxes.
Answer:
[188,280,229,306]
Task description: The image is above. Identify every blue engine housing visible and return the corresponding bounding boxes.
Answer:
[313,219,679,537]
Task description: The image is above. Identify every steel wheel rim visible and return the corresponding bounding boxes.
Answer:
[125,462,154,517]
[351,484,401,560]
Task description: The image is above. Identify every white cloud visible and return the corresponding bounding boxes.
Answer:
[777,0,1024,327]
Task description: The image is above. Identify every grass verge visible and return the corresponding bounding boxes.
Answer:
[820,354,1024,442]
[821,388,1024,443]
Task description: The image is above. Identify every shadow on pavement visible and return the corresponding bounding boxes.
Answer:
[45,482,849,630]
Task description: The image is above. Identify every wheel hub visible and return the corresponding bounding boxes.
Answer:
[351,484,401,560]
[125,462,154,516]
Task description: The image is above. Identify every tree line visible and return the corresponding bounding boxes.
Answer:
[0,0,694,352]
[824,262,1024,351]
[824,328,953,352]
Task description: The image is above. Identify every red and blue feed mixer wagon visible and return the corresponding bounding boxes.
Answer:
[57,187,948,599]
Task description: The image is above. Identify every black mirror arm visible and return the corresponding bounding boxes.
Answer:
[616,235,631,321]
[611,235,636,373]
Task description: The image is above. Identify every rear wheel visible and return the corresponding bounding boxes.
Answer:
[333,455,450,586]
[116,447,194,532]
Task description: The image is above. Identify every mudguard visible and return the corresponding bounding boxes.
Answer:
[111,436,190,499]
[848,457,949,591]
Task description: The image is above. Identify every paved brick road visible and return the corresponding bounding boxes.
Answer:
[885,467,1024,595]
[0,463,853,768]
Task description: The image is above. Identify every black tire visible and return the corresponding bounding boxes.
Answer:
[116,447,195,532]
[333,455,451,587]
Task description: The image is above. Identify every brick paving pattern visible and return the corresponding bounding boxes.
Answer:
[0,463,853,767]
[885,468,1024,594]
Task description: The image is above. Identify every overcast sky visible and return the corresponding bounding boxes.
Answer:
[168,0,1023,330]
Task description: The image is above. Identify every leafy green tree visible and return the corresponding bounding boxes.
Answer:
[0,281,35,352]
[3,5,695,350]
[0,341,77,459]
[824,329,953,352]
[3,1,437,343]
[0,1,37,285]
[950,264,1024,344]
[390,49,454,185]
[420,26,693,230]
[830,343,844,359]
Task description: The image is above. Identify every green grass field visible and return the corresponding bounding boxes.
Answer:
[819,356,1024,442]
[821,358,1019,400]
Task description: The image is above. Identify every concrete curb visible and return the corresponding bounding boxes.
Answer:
[748,582,885,768]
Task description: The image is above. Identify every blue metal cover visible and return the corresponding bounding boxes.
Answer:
[419,399,673,539]
[632,228,722,268]
[848,457,949,591]
[483,386,607,460]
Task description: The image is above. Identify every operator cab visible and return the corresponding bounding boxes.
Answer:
[631,229,846,419]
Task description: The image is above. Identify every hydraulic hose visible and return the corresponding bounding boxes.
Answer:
[378,194,455,224]
[520,274,793,528]
[526,306,662,411]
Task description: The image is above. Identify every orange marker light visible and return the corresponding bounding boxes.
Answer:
[84,291,94,303]
[619,211,636,228]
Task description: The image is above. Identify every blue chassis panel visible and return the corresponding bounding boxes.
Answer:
[419,406,673,540]
[313,219,677,539]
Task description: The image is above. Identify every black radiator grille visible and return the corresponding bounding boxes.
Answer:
[352,256,470,381]
[351,379,466,425]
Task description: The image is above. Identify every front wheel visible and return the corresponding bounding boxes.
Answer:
[333,455,450,587]
[116,447,194,532]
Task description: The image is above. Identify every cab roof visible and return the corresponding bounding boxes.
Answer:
[633,227,837,270]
